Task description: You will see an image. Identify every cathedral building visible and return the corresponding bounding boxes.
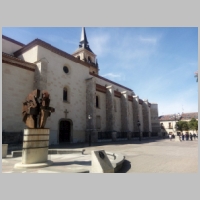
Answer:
[2,27,161,145]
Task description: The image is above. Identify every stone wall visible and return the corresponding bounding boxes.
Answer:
[2,63,35,132]
[151,103,161,133]
[142,102,149,132]
[106,85,115,131]
[121,91,128,132]
[132,97,139,132]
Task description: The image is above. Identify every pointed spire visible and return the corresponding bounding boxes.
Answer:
[79,27,93,53]
[80,27,88,44]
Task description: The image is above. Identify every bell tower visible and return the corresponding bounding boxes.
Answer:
[72,27,99,74]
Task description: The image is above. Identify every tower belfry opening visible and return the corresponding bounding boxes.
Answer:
[72,27,99,74]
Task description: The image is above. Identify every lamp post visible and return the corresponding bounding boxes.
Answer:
[170,113,181,136]
[88,114,91,146]
[137,120,141,141]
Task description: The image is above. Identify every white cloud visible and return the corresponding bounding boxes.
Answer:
[139,36,157,44]
[102,73,125,82]
[103,73,121,78]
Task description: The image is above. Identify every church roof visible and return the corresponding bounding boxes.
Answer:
[2,52,36,72]
[13,38,94,69]
[2,35,25,47]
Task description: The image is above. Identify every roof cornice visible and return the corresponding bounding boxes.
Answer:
[90,72,133,92]
[2,35,25,47]
[2,52,36,72]
[13,38,97,69]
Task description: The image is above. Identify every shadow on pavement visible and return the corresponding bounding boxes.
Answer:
[51,160,91,166]
[116,160,131,173]
[7,138,168,153]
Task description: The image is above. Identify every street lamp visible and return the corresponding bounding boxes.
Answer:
[88,114,92,146]
[170,113,181,136]
[137,120,141,141]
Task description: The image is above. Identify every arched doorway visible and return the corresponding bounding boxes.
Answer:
[59,120,71,143]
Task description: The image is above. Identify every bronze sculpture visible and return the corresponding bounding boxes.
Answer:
[22,89,55,128]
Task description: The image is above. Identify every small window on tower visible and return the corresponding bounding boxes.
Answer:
[88,56,91,63]
[63,88,68,101]
[96,95,99,108]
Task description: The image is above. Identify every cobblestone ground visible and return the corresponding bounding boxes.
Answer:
[2,138,198,173]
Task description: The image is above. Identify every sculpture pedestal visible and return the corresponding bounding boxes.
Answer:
[15,129,53,169]
[2,144,8,158]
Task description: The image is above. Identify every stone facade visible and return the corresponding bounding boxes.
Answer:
[2,29,161,145]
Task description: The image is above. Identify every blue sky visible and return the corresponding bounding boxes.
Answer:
[2,27,198,116]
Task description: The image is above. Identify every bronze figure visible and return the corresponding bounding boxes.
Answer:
[22,89,55,128]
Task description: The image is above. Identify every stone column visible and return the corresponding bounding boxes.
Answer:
[34,58,48,91]
[121,91,128,131]
[150,103,161,136]
[142,100,150,134]
[86,77,97,142]
[132,96,139,132]
[106,85,115,141]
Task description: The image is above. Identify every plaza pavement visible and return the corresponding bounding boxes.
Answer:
[2,137,198,173]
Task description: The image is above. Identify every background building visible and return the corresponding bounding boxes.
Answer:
[2,28,161,145]
[159,112,198,136]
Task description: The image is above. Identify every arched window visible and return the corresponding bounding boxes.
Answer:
[63,88,68,101]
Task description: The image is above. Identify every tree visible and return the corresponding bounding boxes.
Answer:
[176,121,189,132]
[189,118,198,133]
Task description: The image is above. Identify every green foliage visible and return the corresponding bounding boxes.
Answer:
[176,121,189,131]
[189,118,198,131]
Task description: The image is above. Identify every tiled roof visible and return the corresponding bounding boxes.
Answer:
[159,112,198,121]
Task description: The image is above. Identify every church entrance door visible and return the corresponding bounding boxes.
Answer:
[59,120,71,143]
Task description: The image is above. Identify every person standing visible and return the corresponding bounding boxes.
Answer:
[179,133,182,142]
[182,133,185,141]
[169,133,172,141]
[190,133,193,141]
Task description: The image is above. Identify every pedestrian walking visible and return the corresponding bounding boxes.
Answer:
[182,133,184,141]
[179,133,182,142]
[186,133,189,140]
[193,133,196,140]
[190,133,193,141]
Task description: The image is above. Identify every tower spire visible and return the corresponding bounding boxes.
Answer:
[79,27,93,53]
[80,27,88,45]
